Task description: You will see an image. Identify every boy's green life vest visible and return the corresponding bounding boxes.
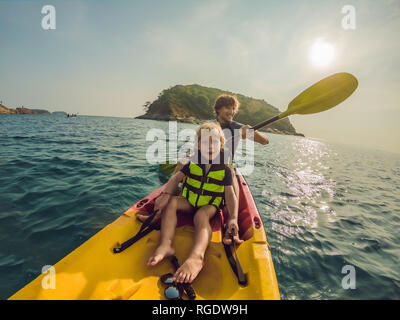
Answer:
[182,162,226,208]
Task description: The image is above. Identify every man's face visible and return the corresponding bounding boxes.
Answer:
[218,105,236,123]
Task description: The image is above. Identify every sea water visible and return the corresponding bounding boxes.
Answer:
[0,115,399,299]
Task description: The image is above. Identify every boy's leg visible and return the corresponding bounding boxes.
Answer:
[173,205,217,283]
[147,196,193,266]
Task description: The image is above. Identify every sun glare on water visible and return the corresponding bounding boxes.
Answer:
[309,39,335,67]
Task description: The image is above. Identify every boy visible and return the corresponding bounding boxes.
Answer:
[138,95,269,244]
[146,122,242,284]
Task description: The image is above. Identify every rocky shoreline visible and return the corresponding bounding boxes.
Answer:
[0,103,65,115]
[135,113,305,137]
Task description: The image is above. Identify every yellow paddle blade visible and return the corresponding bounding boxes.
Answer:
[159,162,177,176]
[280,72,358,118]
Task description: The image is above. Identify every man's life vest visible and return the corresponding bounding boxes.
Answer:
[182,162,226,208]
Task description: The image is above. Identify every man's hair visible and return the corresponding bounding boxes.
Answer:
[213,94,240,116]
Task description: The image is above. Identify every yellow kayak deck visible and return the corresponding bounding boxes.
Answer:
[10,174,280,300]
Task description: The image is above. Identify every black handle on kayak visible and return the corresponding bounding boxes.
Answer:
[170,256,196,300]
[230,233,247,286]
[223,227,247,286]
[113,210,159,254]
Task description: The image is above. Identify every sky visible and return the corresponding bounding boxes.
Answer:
[1,0,399,154]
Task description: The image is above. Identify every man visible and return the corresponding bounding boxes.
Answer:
[209,94,269,244]
[213,94,268,164]
[137,94,269,245]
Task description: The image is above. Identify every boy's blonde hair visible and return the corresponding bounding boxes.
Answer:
[196,122,225,150]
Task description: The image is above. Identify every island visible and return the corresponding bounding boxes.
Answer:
[136,84,304,136]
[0,103,66,115]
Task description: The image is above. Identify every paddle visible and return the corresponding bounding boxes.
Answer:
[251,72,358,131]
[159,162,179,176]
[159,72,358,175]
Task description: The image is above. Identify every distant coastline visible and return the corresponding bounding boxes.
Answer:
[0,103,66,115]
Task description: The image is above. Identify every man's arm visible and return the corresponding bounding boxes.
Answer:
[241,125,269,145]
[253,130,269,145]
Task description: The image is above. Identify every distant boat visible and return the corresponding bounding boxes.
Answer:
[66,113,77,117]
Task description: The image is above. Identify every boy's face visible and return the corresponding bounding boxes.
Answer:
[198,130,221,161]
[218,105,236,123]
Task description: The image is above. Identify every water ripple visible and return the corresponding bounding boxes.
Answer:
[1,115,399,299]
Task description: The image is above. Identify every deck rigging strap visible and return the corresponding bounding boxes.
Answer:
[113,210,158,254]
[222,225,248,286]
[221,166,247,286]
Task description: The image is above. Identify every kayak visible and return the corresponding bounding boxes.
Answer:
[9,172,280,300]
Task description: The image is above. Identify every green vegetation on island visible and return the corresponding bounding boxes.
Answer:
[136,84,303,136]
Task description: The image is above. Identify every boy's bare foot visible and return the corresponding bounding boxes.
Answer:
[147,245,175,266]
[173,256,203,283]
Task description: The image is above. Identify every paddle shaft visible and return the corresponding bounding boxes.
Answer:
[225,114,281,143]
[251,115,281,131]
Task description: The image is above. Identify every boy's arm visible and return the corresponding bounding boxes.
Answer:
[137,171,186,223]
[224,185,238,221]
[164,170,185,194]
[154,171,185,212]
[224,186,243,245]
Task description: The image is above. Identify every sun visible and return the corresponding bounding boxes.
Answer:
[309,39,335,67]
